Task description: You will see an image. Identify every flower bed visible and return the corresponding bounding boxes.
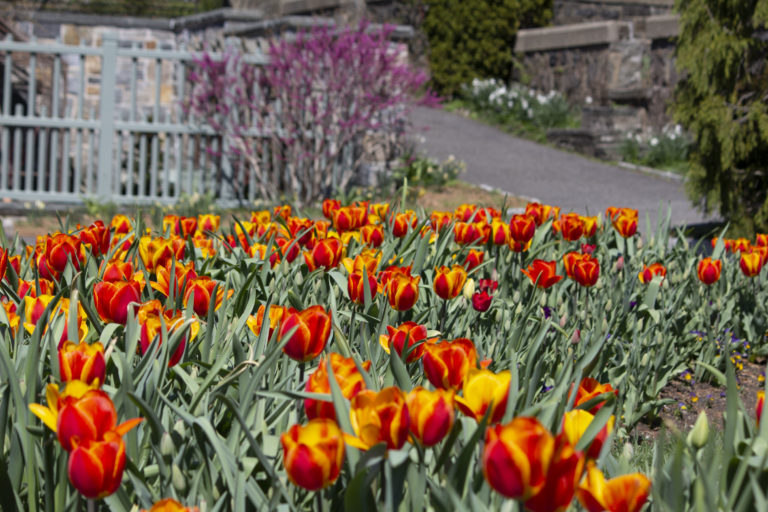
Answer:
[0,199,766,510]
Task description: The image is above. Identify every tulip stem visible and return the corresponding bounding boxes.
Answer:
[87,499,96,512]
[439,300,447,334]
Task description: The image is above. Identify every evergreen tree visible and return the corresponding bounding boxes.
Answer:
[673,0,768,234]
[421,0,552,97]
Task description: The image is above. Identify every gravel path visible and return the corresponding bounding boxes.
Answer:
[411,106,715,230]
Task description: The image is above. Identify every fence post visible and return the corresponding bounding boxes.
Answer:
[97,32,118,198]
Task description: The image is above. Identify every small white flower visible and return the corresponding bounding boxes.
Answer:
[650,137,659,146]
[585,96,593,105]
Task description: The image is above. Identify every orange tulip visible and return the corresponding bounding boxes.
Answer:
[490,220,510,245]
[79,221,111,257]
[347,387,410,450]
[522,260,563,288]
[697,257,722,285]
[93,280,141,325]
[464,249,485,271]
[758,391,764,426]
[304,353,371,421]
[44,233,84,274]
[433,264,468,300]
[638,263,666,284]
[509,214,537,243]
[361,224,384,247]
[562,409,614,459]
[29,383,141,452]
[151,260,198,299]
[385,273,420,311]
[304,238,343,272]
[455,368,510,423]
[137,300,198,367]
[246,304,288,339]
[182,276,228,317]
[348,270,378,305]
[406,387,455,446]
[282,418,345,491]
[525,202,559,226]
[59,341,106,386]
[142,498,199,512]
[423,337,478,390]
[523,433,585,512]
[482,417,554,499]
[67,430,127,498]
[277,305,332,362]
[577,462,651,512]
[570,377,617,414]
[379,321,428,363]
[740,249,763,277]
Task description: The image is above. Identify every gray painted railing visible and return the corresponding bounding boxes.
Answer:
[0,32,275,207]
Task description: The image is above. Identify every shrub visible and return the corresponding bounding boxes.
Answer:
[421,0,553,97]
[673,0,768,235]
[185,22,434,205]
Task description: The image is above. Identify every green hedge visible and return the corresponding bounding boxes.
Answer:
[421,0,553,97]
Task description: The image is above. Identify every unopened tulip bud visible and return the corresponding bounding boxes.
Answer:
[560,313,568,328]
[571,329,581,344]
[515,303,524,316]
[687,411,709,449]
[160,432,174,458]
[622,442,634,460]
[173,420,186,438]
[513,291,520,303]
[636,238,644,250]
[615,256,624,271]
[463,278,476,300]
[172,464,186,493]
[491,268,499,282]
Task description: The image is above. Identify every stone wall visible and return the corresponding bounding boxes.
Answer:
[553,0,674,25]
[514,15,679,131]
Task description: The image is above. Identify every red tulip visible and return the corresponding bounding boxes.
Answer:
[522,260,563,288]
[697,258,722,285]
[93,280,141,325]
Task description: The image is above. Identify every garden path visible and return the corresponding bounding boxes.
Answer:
[411,106,715,230]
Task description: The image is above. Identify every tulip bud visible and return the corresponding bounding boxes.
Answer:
[641,352,650,366]
[559,314,568,328]
[621,442,634,460]
[160,432,174,458]
[172,464,186,493]
[513,291,520,303]
[463,278,476,300]
[687,411,709,449]
[571,329,581,344]
[515,303,524,316]
[636,238,644,250]
[615,256,624,271]
[173,420,186,438]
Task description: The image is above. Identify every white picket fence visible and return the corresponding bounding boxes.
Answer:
[0,32,335,207]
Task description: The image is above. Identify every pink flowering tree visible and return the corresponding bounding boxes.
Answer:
[185,21,437,204]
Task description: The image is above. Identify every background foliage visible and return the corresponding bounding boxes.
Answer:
[421,0,553,97]
[673,0,768,235]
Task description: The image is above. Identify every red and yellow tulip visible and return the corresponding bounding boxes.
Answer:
[423,337,478,390]
[522,260,563,288]
[576,462,651,512]
[697,257,722,285]
[281,418,345,491]
[379,321,428,363]
[347,387,410,450]
[277,305,332,362]
[58,341,106,386]
[405,387,455,446]
[434,264,468,300]
[455,368,510,423]
[305,353,371,421]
